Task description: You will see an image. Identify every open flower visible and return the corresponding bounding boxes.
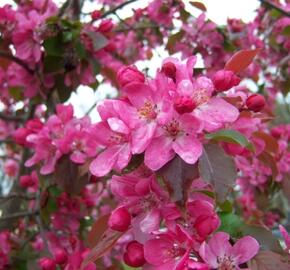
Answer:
[199,232,259,270]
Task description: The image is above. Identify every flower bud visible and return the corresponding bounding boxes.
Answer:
[19,175,34,188]
[117,66,145,88]
[13,127,30,146]
[39,258,56,270]
[161,62,176,80]
[123,241,146,267]
[108,207,131,232]
[246,94,265,112]
[91,10,101,20]
[174,95,196,114]
[98,19,114,33]
[54,248,67,265]
[212,70,240,92]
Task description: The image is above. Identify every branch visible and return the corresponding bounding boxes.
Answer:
[101,0,139,18]
[0,210,38,221]
[0,51,34,74]
[0,193,35,202]
[259,0,290,17]
[0,112,25,122]
[114,24,168,32]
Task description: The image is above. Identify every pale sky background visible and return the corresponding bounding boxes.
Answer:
[2,0,261,120]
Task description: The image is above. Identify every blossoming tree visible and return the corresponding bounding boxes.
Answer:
[0,0,290,269]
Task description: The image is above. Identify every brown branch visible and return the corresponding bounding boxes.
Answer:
[0,112,25,122]
[0,51,34,74]
[0,210,38,221]
[101,0,139,19]
[259,0,290,17]
[0,193,35,202]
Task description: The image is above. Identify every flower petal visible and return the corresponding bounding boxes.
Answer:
[145,136,175,171]
[173,135,202,164]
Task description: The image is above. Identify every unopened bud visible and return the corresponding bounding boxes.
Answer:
[213,70,240,92]
[161,62,176,80]
[108,207,131,232]
[246,94,265,112]
[123,241,146,267]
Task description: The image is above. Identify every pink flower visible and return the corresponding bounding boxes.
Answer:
[212,70,241,92]
[144,111,203,170]
[144,229,191,269]
[199,232,259,269]
[279,225,290,253]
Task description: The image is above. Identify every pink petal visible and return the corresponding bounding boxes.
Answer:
[199,242,218,268]
[107,117,130,134]
[195,98,239,132]
[145,136,175,171]
[89,146,120,177]
[172,135,202,164]
[115,143,131,171]
[144,237,174,265]
[131,122,156,154]
[140,209,160,233]
[231,236,259,264]
[179,114,203,134]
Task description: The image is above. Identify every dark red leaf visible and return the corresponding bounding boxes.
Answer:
[157,156,199,208]
[189,1,207,11]
[87,214,110,248]
[198,144,237,202]
[81,229,124,269]
[225,49,261,73]
[257,151,278,178]
[253,131,279,154]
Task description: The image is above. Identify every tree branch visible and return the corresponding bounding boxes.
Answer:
[0,112,25,122]
[0,51,34,74]
[0,210,38,221]
[259,0,290,17]
[0,193,35,202]
[101,0,139,18]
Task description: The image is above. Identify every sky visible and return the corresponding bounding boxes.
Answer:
[1,0,260,119]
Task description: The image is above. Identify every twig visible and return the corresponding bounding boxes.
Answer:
[0,193,35,201]
[259,0,290,17]
[85,101,97,116]
[0,112,25,122]
[0,210,38,221]
[0,51,34,74]
[101,0,139,18]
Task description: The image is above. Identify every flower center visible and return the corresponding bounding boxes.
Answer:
[138,101,157,120]
[108,133,127,145]
[217,256,235,270]
[192,89,210,106]
[163,119,181,138]
[165,244,186,260]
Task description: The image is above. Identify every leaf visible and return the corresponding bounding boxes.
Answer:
[54,155,89,194]
[241,225,284,254]
[253,132,279,154]
[43,55,63,73]
[257,151,278,178]
[189,1,207,11]
[198,144,237,202]
[157,156,199,208]
[205,129,254,151]
[218,213,243,237]
[282,25,290,36]
[86,31,108,51]
[166,31,185,55]
[81,229,124,269]
[87,214,110,248]
[249,251,290,270]
[43,35,64,56]
[225,49,261,73]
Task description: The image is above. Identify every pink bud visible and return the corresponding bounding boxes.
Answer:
[161,62,176,80]
[271,126,283,138]
[13,127,30,146]
[98,19,114,33]
[123,241,146,267]
[213,70,240,92]
[194,214,220,239]
[174,95,196,114]
[91,10,101,20]
[246,94,266,112]
[19,175,34,188]
[117,66,145,88]
[54,248,67,265]
[108,207,131,232]
[39,258,56,270]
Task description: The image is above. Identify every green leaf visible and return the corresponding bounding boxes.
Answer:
[44,35,64,56]
[75,41,87,59]
[205,129,254,151]
[282,25,290,36]
[43,55,63,73]
[218,212,243,237]
[9,86,23,101]
[218,200,233,213]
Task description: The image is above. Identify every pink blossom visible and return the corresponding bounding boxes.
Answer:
[199,232,259,269]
